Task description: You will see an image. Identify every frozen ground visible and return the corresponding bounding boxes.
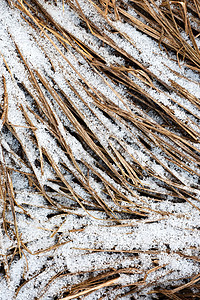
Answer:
[0,0,200,299]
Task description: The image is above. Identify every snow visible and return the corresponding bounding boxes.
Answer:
[0,0,200,299]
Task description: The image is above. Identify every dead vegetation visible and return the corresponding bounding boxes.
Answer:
[0,0,200,299]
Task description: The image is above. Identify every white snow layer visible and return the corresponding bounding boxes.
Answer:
[0,0,200,299]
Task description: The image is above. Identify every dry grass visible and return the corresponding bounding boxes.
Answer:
[1,0,200,299]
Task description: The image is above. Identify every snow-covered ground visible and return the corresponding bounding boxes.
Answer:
[0,0,200,299]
